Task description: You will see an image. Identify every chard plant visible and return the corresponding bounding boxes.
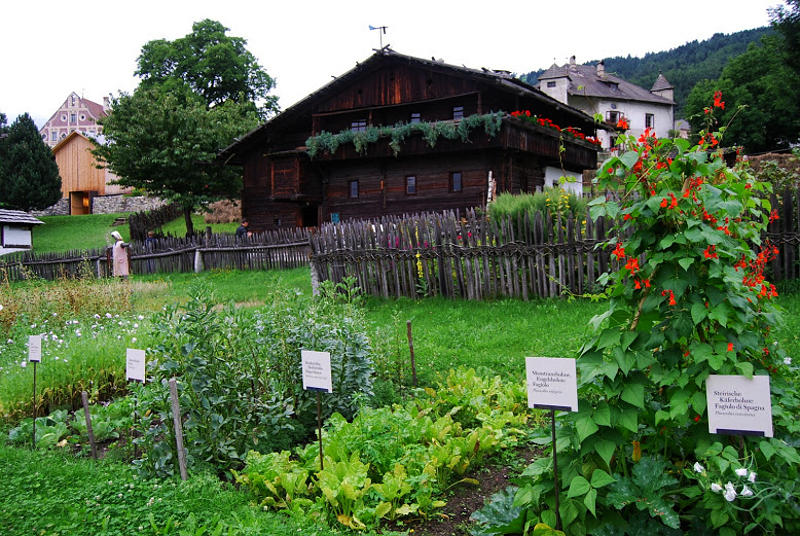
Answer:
[506,94,800,535]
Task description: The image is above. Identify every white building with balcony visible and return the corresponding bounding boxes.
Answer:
[538,57,675,151]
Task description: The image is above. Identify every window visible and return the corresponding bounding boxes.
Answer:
[80,114,86,121]
[71,96,76,106]
[61,114,66,121]
[70,113,76,123]
[645,113,655,129]
[452,106,464,120]
[450,172,462,193]
[410,112,421,123]
[51,131,57,141]
[349,180,359,198]
[546,81,557,88]
[406,175,417,195]
[350,119,367,132]
[606,110,620,124]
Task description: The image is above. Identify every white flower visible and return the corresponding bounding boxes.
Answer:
[138,315,144,320]
[741,485,754,497]
[132,337,137,343]
[710,483,723,493]
[748,471,756,483]
[693,462,705,473]
[735,467,748,477]
[724,482,737,501]
[0,304,3,311]
[94,314,101,319]
[20,361,27,368]
[133,323,139,329]
[7,339,12,344]
[105,313,112,318]
[785,357,792,365]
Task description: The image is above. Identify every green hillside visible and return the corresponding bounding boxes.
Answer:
[521,27,773,116]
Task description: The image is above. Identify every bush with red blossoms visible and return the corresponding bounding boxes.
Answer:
[506,93,800,535]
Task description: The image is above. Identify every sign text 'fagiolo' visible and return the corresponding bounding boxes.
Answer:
[525,356,578,412]
[706,374,773,437]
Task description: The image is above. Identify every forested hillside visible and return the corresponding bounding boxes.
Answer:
[521,27,772,116]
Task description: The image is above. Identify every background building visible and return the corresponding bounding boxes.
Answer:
[538,57,675,150]
[39,92,108,147]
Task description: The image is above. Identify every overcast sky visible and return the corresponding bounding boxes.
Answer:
[1,0,783,127]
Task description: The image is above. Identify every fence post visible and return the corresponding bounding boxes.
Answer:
[193,248,204,273]
[310,261,320,296]
[81,391,98,460]
[169,378,188,481]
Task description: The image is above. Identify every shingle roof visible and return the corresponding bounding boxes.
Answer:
[220,48,599,161]
[539,64,674,105]
[651,73,673,92]
[0,210,44,225]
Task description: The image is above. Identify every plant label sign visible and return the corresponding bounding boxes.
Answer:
[302,350,332,393]
[706,374,773,437]
[526,357,578,412]
[28,335,42,362]
[126,349,146,382]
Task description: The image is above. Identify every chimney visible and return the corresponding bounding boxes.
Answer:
[569,55,576,70]
[596,61,605,77]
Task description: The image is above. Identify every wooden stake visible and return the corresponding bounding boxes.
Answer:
[168,378,188,481]
[316,391,324,471]
[552,409,562,531]
[406,320,418,387]
[32,361,37,450]
[81,391,98,460]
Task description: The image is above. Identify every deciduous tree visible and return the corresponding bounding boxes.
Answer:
[136,19,279,118]
[94,83,259,236]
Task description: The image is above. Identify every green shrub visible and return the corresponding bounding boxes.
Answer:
[234,368,533,530]
[133,283,375,477]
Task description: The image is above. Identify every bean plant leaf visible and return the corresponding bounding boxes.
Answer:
[576,415,599,442]
[567,476,591,498]
[590,469,616,488]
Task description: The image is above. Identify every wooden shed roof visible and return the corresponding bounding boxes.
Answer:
[0,209,44,225]
[220,48,600,162]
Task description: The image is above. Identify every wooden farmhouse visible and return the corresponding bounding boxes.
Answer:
[0,210,43,256]
[51,131,129,215]
[220,49,601,231]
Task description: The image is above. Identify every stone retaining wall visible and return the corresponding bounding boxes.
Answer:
[31,195,166,217]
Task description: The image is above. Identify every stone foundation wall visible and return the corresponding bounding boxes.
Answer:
[31,195,166,217]
[31,198,70,217]
[91,195,166,214]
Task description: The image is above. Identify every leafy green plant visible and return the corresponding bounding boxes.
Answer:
[504,94,800,535]
[235,368,530,530]
[134,283,375,476]
[305,112,504,158]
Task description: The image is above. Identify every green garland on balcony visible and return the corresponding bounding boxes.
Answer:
[305,112,504,159]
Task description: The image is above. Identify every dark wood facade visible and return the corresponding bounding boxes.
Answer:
[222,49,600,231]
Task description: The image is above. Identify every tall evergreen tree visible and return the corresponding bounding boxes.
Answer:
[0,114,62,211]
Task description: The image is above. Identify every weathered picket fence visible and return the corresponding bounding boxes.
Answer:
[309,208,622,300]
[310,188,800,300]
[0,229,311,281]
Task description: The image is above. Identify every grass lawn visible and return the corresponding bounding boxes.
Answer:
[35,214,131,253]
[158,213,238,237]
[4,268,800,535]
[0,445,370,536]
[32,213,239,255]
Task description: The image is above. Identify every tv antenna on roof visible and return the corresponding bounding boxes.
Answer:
[369,25,388,49]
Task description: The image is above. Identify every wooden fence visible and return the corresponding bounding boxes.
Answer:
[310,188,800,300]
[0,228,311,281]
[310,208,620,300]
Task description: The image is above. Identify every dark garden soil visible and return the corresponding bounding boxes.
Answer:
[406,446,543,536]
